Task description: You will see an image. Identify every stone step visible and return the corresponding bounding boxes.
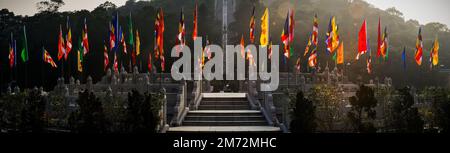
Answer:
[198,105,250,110]
[187,110,262,116]
[168,126,281,133]
[201,98,248,102]
[201,101,248,105]
[184,116,266,121]
[183,120,268,126]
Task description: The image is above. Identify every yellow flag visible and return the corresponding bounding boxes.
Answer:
[432,37,439,66]
[77,49,83,72]
[136,30,141,56]
[260,8,269,47]
[337,42,344,64]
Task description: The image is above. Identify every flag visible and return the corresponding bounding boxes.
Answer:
[110,23,116,50]
[357,19,368,60]
[402,47,406,70]
[367,55,372,74]
[120,27,127,54]
[304,33,312,56]
[128,12,134,47]
[289,8,295,43]
[154,8,164,60]
[82,18,89,55]
[161,55,165,72]
[308,47,317,67]
[176,8,185,52]
[415,27,423,66]
[268,38,273,60]
[260,8,269,47]
[58,25,66,60]
[136,30,141,56]
[281,11,290,59]
[312,14,319,46]
[431,37,439,66]
[240,34,245,58]
[325,16,339,53]
[21,26,29,62]
[104,44,109,71]
[113,53,118,73]
[65,16,72,60]
[192,3,198,41]
[249,6,256,43]
[380,27,389,60]
[337,41,344,64]
[8,33,15,68]
[295,57,301,72]
[77,38,83,72]
[43,48,57,68]
[377,17,381,58]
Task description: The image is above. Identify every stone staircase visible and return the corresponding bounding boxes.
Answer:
[168,93,280,133]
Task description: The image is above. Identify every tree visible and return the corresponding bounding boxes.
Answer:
[126,90,162,133]
[386,7,403,17]
[347,85,378,133]
[36,0,65,13]
[389,87,424,133]
[19,89,47,133]
[308,85,341,132]
[69,91,107,133]
[432,88,450,133]
[290,91,316,133]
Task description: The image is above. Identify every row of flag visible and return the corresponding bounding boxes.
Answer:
[6,5,442,79]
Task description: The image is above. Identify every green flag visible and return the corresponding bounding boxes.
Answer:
[21,26,29,62]
[128,12,134,46]
[332,52,337,62]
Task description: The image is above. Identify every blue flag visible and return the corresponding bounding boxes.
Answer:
[402,47,406,70]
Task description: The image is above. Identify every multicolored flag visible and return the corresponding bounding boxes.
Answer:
[21,26,29,62]
[104,43,109,71]
[295,57,301,72]
[430,37,439,67]
[82,18,89,55]
[281,11,290,59]
[65,16,72,60]
[77,38,83,72]
[205,36,212,60]
[249,6,256,43]
[380,27,389,60]
[43,48,57,68]
[154,8,164,60]
[110,14,117,50]
[289,8,295,43]
[415,27,423,66]
[304,33,312,57]
[176,8,185,52]
[58,25,66,60]
[357,19,368,60]
[268,38,273,60]
[192,3,198,41]
[312,14,319,46]
[113,53,118,73]
[308,47,317,67]
[325,16,339,53]
[120,27,127,54]
[260,8,269,47]
[367,41,372,74]
[148,51,152,72]
[8,33,15,68]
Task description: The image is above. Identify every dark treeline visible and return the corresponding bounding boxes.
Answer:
[1,0,450,91]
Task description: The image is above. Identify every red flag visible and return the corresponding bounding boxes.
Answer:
[415,27,423,65]
[289,8,295,43]
[240,35,245,58]
[176,8,185,53]
[281,11,290,59]
[109,23,116,50]
[8,40,14,68]
[58,25,66,60]
[104,44,109,71]
[357,19,367,60]
[192,3,198,40]
[308,48,317,67]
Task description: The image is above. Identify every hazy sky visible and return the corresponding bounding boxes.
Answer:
[1,0,450,26]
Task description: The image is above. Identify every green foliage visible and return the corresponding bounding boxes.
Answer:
[430,88,450,133]
[308,84,341,131]
[0,89,46,133]
[347,85,378,133]
[290,91,316,133]
[125,90,163,133]
[388,87,424,133]
[68,90,107,133]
